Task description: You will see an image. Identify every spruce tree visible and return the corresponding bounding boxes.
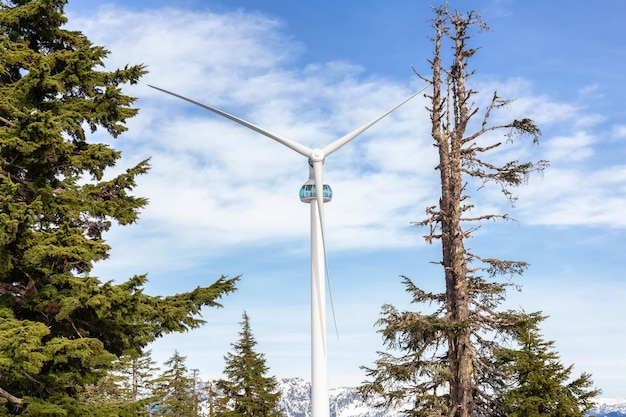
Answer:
[152,351,198,417]
[190,369,203,417]
[117,350,160,403]
[360,5,551,417]
[79,358,133,408]
[206,380,228,417]
[0,1,238,414]
[216,312,283,417]
[495,314,599,417]
[80,349,159,410]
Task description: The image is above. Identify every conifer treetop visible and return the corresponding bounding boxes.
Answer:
[0,1,238,413]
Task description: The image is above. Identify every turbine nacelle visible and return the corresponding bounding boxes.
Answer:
[300,153,331,203]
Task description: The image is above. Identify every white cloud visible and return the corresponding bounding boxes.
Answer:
[66,4,626,271]
[612,124,626,139]
[65,4,626,396]
[517,165,626,227]
[67,5,435,283]
[69,6,300,102]
[473,77,584,126]
[543,131,595,162]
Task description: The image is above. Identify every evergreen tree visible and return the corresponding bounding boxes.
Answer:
[205,380,227,417]
[190,369,204,417]
[360,5,551,417]
[118,350,160,403]
[0,1,238,414]
[494,314,600,417]
[79,359,132,408]
[152,351,197,416]
[80,349,159,413]
[216,312,283,417]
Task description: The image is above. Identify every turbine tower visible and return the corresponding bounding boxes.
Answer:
[149,84,423,417]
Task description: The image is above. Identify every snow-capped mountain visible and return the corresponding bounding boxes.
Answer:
[276,378,626,417]
[277,378,407,417]
[591,398,626,417]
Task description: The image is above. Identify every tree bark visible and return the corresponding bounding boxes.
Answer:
[431,7,475,417]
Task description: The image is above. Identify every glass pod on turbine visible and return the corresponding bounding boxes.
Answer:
[299,179,332,203]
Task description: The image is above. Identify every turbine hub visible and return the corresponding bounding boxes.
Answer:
[310,148,325,163]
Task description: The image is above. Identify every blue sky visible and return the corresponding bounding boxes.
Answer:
[64,0,625,399]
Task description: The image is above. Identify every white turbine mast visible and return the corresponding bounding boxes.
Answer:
[149,84,424,417]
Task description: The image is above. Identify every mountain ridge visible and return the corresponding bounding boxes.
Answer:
[275,378,626,417]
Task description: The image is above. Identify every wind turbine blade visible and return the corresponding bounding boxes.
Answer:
[148,85,313,157]
[322,85,428,156]
[312,161,339,341]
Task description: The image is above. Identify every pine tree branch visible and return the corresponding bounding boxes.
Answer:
[0,115,15,126]
[0,386,23,406]
[69,318,85,338]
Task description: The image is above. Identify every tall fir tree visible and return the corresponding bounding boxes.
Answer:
[216,311,283,417]
[360,5,556,417]
[0,1,238,414]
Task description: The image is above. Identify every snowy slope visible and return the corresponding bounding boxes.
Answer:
[275,378,626,417]
[591,398,626,417]
[277,378,404,417]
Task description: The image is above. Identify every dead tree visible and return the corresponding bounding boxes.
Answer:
[361,6,548,417]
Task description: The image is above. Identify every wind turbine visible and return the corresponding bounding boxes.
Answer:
[149,84,424,417]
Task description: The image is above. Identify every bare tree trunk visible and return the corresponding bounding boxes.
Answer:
[429,7,475,417]
[360,5,547,416]
[440,129,472,417]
